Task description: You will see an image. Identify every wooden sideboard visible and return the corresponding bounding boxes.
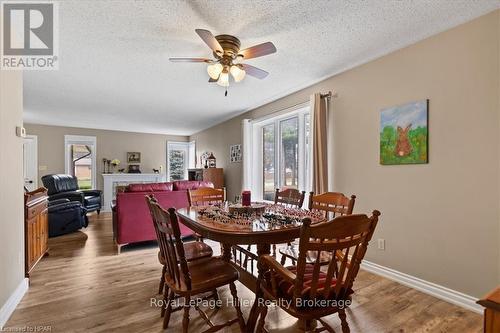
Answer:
[188,168,224,189]
[24,187,49,279]
[478,286,500,333]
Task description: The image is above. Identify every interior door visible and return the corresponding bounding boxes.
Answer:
[23,135,38,191]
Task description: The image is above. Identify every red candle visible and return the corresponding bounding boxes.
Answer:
[242,191,251,206]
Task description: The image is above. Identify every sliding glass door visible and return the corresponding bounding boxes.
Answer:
[279,117,299,190]
[252,106,310,201]
[262,124,275,200]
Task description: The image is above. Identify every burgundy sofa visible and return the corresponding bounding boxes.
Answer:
[112,180,214,253]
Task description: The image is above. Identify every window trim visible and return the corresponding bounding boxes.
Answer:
[64,135,97,190]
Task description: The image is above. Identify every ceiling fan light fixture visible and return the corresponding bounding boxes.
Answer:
[230,65,246,82]
[172,29,276,93]
[217,71,229,87]
[207,63,223,80]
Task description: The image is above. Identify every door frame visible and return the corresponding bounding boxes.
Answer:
[23,135,38,190]
[64,135,97,189]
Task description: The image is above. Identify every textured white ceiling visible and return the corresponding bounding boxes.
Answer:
[23,0,500,135]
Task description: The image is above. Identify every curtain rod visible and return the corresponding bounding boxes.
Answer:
[320,90,338,99]
[250,90,338,123]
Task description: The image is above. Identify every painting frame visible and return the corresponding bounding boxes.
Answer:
[380,99,429,165]
[127,164,141,173]
[230,144,242,163]
[127,152,141,164]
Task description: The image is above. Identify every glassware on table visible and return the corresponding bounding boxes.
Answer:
[234,195,241,205]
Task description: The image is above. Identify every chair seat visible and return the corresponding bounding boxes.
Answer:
[159,241,213,264]
[264,264,353,304]
[167,257,239,294]
[84,195,101,206]
[279,247,332,265]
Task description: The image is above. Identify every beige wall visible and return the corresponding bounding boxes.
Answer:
[191,116,243,201]
[0,71,25,313]
[191,10,500,297]
[24,124,188,192]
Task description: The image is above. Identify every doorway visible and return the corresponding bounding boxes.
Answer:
[23,135,38,192]
[64,135,97,189]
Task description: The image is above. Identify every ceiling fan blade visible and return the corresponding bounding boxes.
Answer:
[241,64,269,79]
[238,42,276,60]
[208,77,217,82]
[169,57,212,63]
[195,29,224,54]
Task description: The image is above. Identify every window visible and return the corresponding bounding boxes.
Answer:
[64,135,96,189]
[167,141,195,181]
[250,105,310,201]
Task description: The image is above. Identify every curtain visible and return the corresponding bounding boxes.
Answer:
[310,93,329,194]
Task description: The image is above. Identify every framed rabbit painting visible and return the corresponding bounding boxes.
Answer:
[380,100,428,165]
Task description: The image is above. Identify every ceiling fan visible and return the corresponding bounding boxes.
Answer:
[170,29,277,95]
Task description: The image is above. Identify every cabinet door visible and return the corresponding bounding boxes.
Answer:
[203,168,224,189]
[36,215,41,262]
[27,217,35,270]
[35,214,40,257]
[40,209,48,253]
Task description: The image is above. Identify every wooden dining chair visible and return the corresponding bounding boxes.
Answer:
[242,188,306,268]
[146,195,213,297]
[309,192,356,219]
[255,211,380,333]
[188,187,225,243]
[188,187,225,206]
[147,198,246,332]
[279,192,356,266]
[275,188,306,208]
[271,188,306,256]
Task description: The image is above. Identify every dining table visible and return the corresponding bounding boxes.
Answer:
[176,204,325,333]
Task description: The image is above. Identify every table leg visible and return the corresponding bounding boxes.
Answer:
[221,243,232,262]
[245,243,270,333]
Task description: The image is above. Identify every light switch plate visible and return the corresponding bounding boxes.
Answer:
[16,126,26,138]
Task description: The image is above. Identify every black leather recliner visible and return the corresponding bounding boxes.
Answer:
[48,199,88,237]
[42,174,102,214]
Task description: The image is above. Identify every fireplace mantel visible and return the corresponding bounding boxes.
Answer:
[101,173,166,212]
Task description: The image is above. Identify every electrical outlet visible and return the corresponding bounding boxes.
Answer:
[377,239,385,250]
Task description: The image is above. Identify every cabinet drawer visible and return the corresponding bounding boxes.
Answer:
[27,202,48,219]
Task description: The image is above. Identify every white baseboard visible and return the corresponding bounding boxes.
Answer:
[361,260,482,314]
[0,278,28,329]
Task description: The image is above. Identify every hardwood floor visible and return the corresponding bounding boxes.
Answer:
[5,213,482,332]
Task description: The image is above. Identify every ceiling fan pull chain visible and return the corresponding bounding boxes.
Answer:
[225,87,228,97]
